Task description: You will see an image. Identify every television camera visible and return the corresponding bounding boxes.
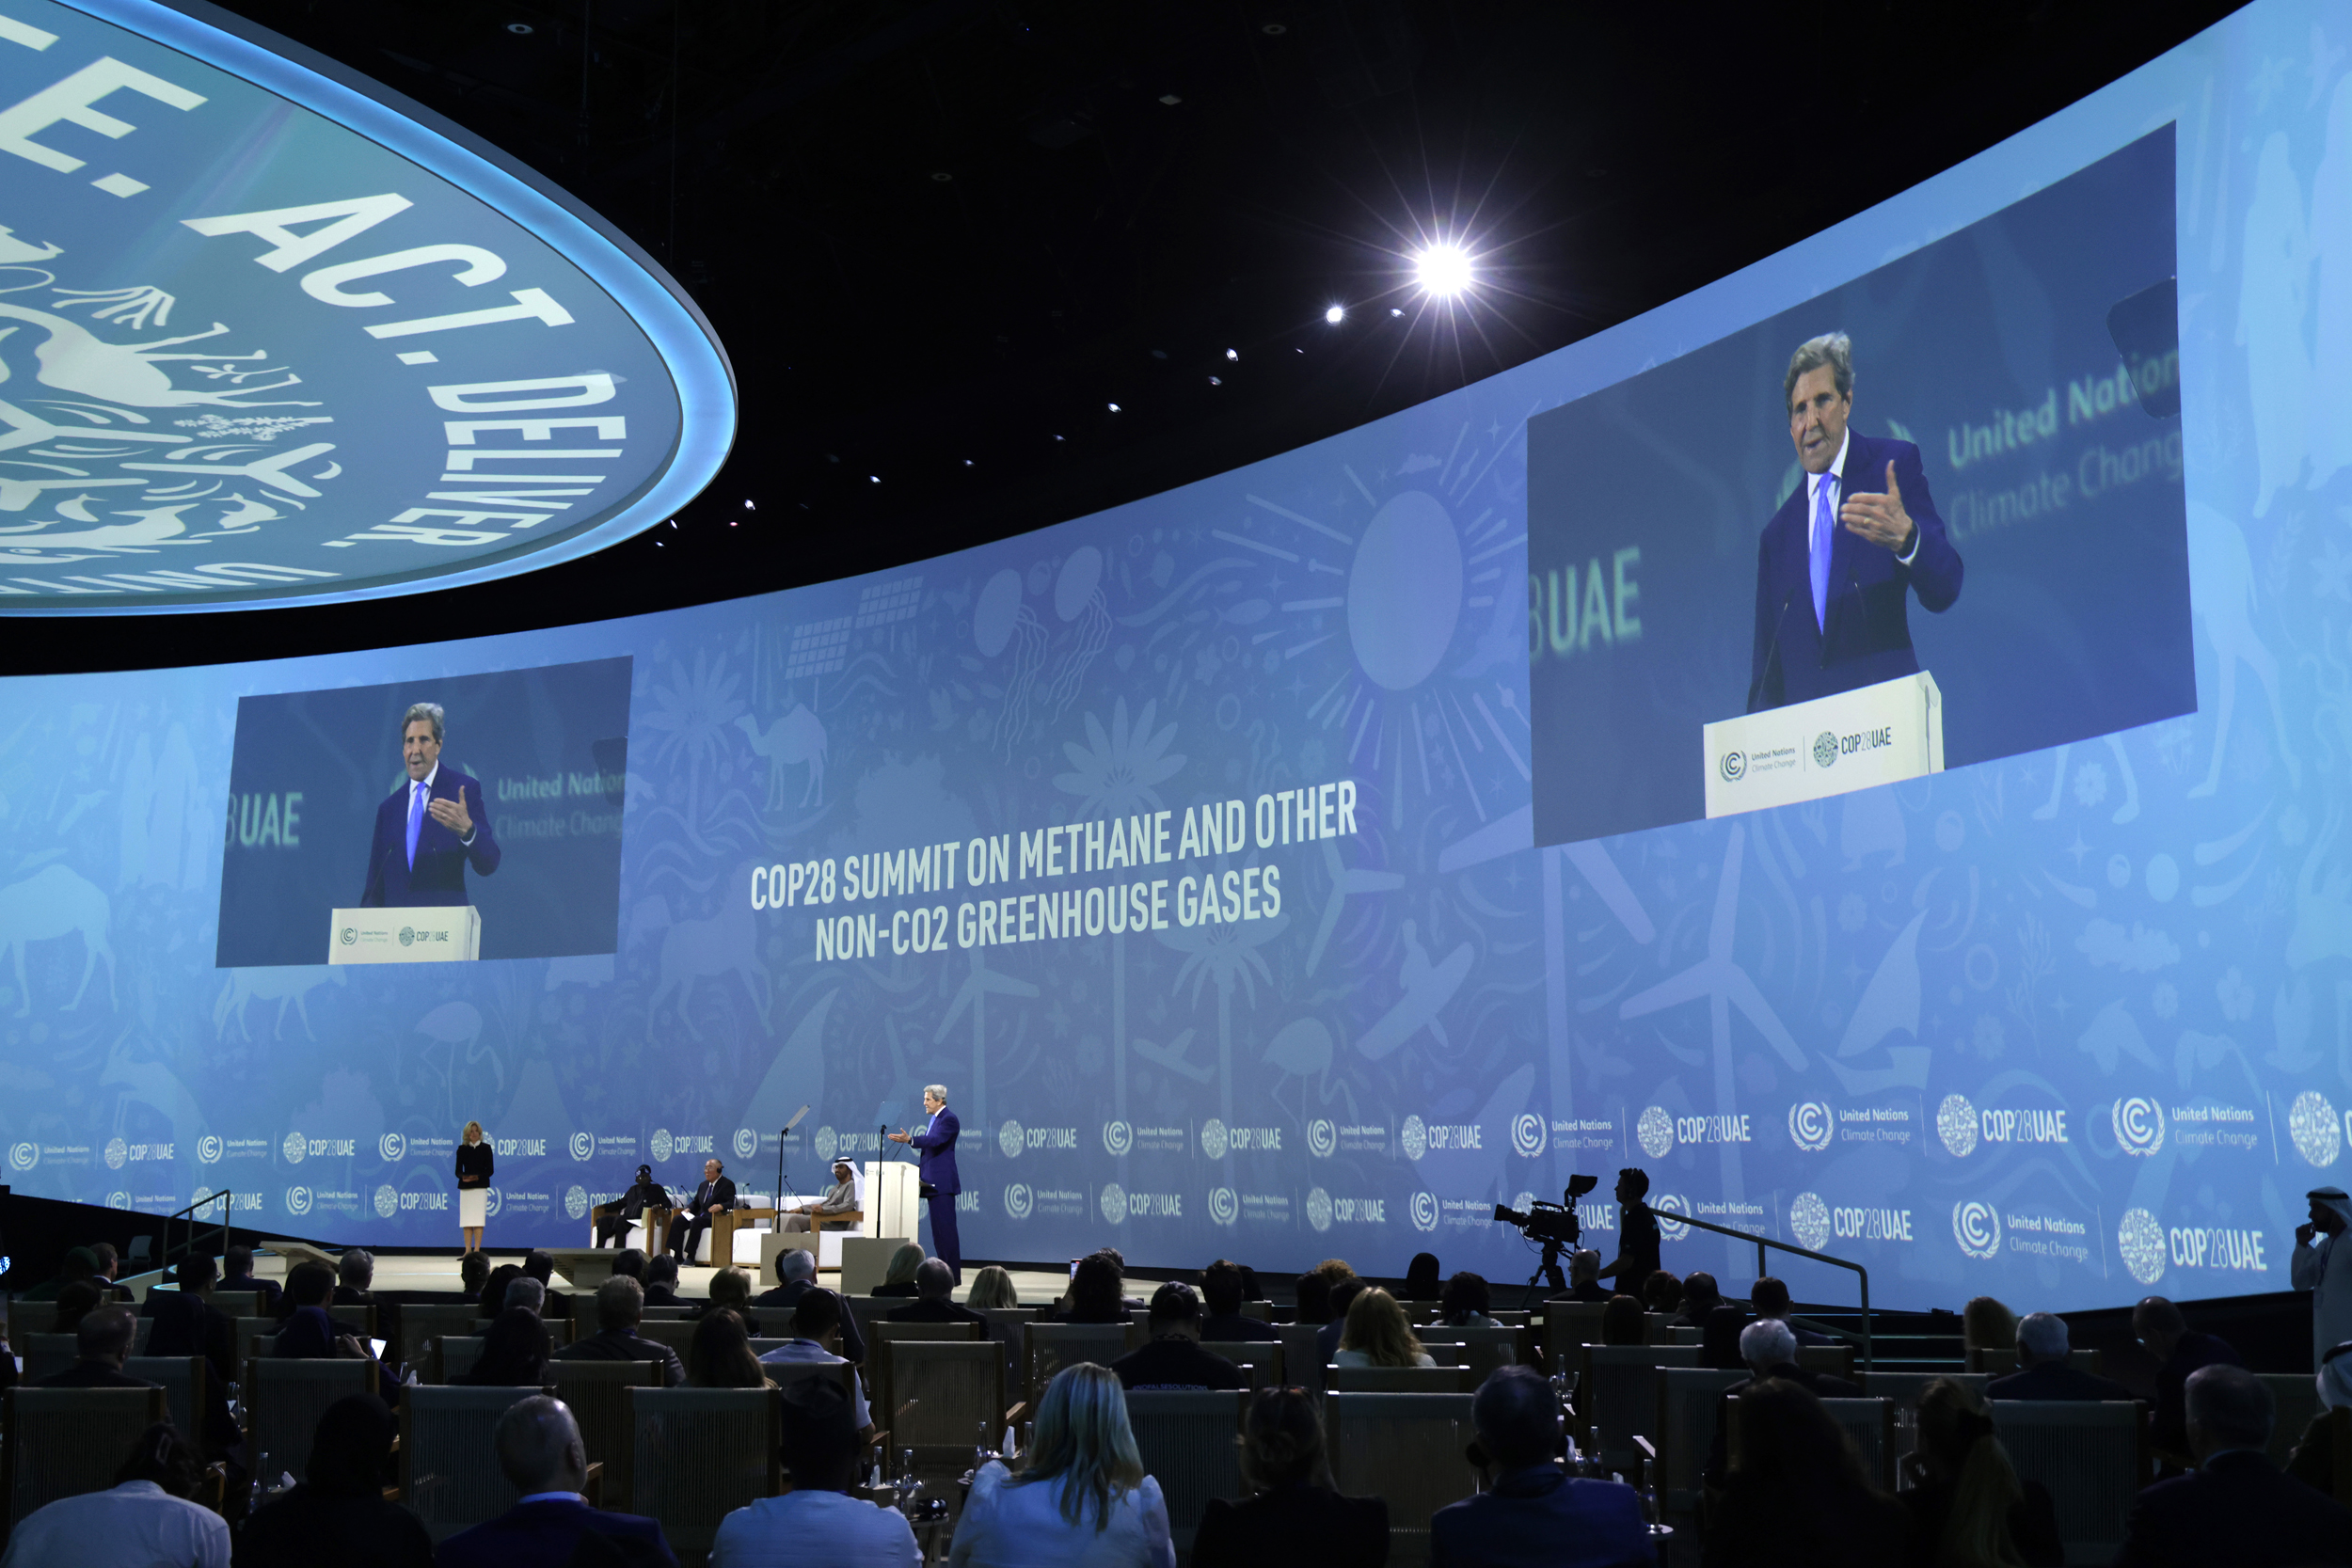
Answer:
[1494,1174,1599,1303]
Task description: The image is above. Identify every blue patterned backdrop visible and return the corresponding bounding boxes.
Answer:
[1,0,2347,1312]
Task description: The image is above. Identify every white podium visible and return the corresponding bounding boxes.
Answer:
[1704,672,1943,817]
[863,1161,921,1240]
[328,906,482,964]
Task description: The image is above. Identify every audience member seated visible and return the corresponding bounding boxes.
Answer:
[0,1419,228,1568]
[612,1247,649,1282]
[1699,1305,1750,1370]
[460,1307,553,1387]
[1430,1365,1646,1568]
[1062,1251,1133,1324]
[2288,1340,2352,1492]
[1438,1271,1500,1329]
[456,1250,489,1306]
[1986,1312,2131,1402]
[1896,1377,2061,1568]
[702,1267,762,1335]
[711,1374,916,1567]
[1748,1277,1827,1344]
[552,1276,686,1386]
[872,1243,927,1298]
[1316,1277,1371,1366]
[887,1259,990,1327]
[334,1248,377,1308]
[1113,1283,1245,1391]
[966,1265,1020,1311]
[237,1393,434,1568]
[1200,1259,1279,1341]
[2133,1294,2245,1466]
[2114,1365,2352,1568]
[754,1250,866,1365]
[91,1242,125,1296]
[1641,1270,1682,1316]
[436,1395,679,1568]
[1676,1272,1722,1329]
[1293,1271,1335,1327]
[757,1290,873,1434]
[1403,1251,1442,1301]
[1703,1319,1859,1484]
[1598,1294,1645,1347]
[1335,1287,1433,1369]
[24,1245,100,1305]
[1962,1295,2018,1363]
[688,1310,773,1389]
[1194,1386,1387,1567]
[522,1251,556,1287]
[644,1255,684,1307]
[505,1275,548,1318]
[223,1243,284,1312]
[275,1262,376,1365]
[36,1306,158,1389]
[1561,1249,1611,1304]
[1703,1378,1908,1567]
[140,1254,238,1449]
[948,1363,1174,1568]
[51,1278,104,1334]
[479,1263,523,1319]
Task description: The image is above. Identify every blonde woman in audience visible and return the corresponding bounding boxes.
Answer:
[966,1264,1020,1309]
[1333,1287,1433,1368]
[872,1242,927,1298]
[949,1362,1174,1568]
[1898,1377,2061,1567]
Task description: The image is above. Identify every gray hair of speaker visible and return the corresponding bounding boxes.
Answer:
[339,1248,374,1288]
[924,1084,948,1104]
[401,702,445,743]
[1739,1318,1798,1370]
[2016,1311,2071,1360]
[1783,331,1854,409]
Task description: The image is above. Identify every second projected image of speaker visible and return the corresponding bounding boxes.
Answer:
[1528,127,2189,847]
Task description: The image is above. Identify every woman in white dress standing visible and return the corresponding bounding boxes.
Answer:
[455,1120,493,1255]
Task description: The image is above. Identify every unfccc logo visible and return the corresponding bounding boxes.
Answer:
[1200,1119,1230,1161]
[1719,750,1746,782]
[1788,1101,1833,1153]
[286,1185,312,1216]
[1409,1192,1439,1232]
[1789,1192,1831,1252]
[570,1132,595,1163]
[1099,1183,1129,1226]
[1208,1187,1238,1226]
[1307,1119,1337,1158]
[1512,1113,1547,1158]
[2113,1097,2165,1157]
[998,1120,1025,1159]
[1400,1116,1428,1162]
[2290,1090,2342,1167]
[8,1143,34,1171]
[1652,1193,1692,1242]
[281,1131,306,1164]
[1937,1095,1979,1158]
[106,1191,130,1210]
[1952,1200,2001,1260]
[1004,1183,1034,1221]
[2118,1207,2166,1284]
[1102,1121,1133,1157]
[373,1184,398,1218]
[484,1187,503,1218]
[733,1128,758,1160]
[380,1132,406,1162]
[198,1135,222,1164]
[1306,1187,1333,1232]
[1636,1106,1675,1158]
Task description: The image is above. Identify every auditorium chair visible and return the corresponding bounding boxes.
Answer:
[882,1340,1023,1492]
[230,1316,276,1382]
[628,1386,781,1561]
[548,1360,664,1511]
[1969,1345,2105,1377]
[3,1386,166,1529]
[1815,1397,1898,1489]
[1199,1341,1282,1390]
[1125,1390,1248,1557]
[1415,1324,1532,1381]
[1542,1301,1610,1369]
[121,1355,203,1442]
[1858,1370,1988,1477]
[17,1334,79,1386]
[1990,1399,2147,1562]
[1327,1364,1471,1394]
[1576,1343,1702,1472]
[209,1290,261,1320]
[2259,1371,2323,1474]
[431,1335,485,1385]
[245,1358,377,1485]
[1327,1391,1481,1567]
[399,1384,546,1541]
[1656,1367,1745,1527]
[1021,1323,1140,1406]
[1795,1342,1854,1380]
[1276,1323,1327,1397]
[401,1304,482,1379]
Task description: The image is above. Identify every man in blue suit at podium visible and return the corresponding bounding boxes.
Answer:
[361,702,501,908]
[1748,332,1964,713]
[888,1084,961,1285]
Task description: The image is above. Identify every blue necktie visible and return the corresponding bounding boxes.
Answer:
[405,781,424,869]
[1810,474,1835,631]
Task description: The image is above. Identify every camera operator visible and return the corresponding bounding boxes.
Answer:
[1596,1168,1661,1289]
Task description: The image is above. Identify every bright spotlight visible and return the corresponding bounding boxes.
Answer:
[1412,242,1473,297]
[1324,304,1344,325]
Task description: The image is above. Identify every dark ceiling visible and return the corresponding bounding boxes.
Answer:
[23,0,2242,674]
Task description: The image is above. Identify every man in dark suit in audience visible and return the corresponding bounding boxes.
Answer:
[1703,1318,1861,1485]
[885,1259,989,1327]
[665,1158,738,1265]
[2133,1294,2246,1465]
[643,1255,684,1307]
[752,1248,866,1365]
[2113,1364,2352,1567]
[1114,1283,1246,1392]
[1200,1259,1280,1341]
[551,1276,685,1386]
[437,1394,678,1568]
[1988,1311,2132,1402]
[220,1244,282,1312]
[37,1307,159,1388]
[1432,1366,1649,1568]
[1749,1276,1829,1345]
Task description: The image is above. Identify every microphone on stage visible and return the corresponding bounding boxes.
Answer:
[1751,583,1799,712]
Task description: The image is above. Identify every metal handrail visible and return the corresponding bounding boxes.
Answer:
[1635,1201,1871,1371]
[164,1190,231,1272]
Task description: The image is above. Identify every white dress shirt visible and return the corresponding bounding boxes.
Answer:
[0,1480,230,1568]
[947,1462,1174,1568]
[709,1487,920,1568]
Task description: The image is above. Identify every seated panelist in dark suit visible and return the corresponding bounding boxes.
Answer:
[2113,1364,2352,1568]
[885,1259,990,1327]
[36,1306,160,1389]
[596,1165,670,1248]
[436,1394,678,1568]
[1195,1386,1387,1568]
[1986,1312,2133,1402]
[1749,331,1964,713]
[359,701,501,910]
[666,1158,738,1263]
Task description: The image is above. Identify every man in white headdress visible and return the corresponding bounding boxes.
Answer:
[2291,1185,2352,1368]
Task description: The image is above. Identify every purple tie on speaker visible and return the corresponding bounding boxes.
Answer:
[1811,474,1835,632]
[405,781,424,869]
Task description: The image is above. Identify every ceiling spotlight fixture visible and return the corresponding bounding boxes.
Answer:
[742,499,755,510]
[1107,402,1120,412]
[1324,305,1344,325]
[930,170,953,182]
[1411,242,1474,298]
[1261,22,1287,35]
[1208,375,1221,386]
[1158,93,1182,105]
[963,459,975,467]
[869,475,880,483]
[1390,307,1404,317]
[505,21,533,33]
[1225,348,1239,361]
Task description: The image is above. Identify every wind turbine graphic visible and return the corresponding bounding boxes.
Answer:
[1306,838,1405,975]
[1616,822,1803,1259]
[934,949,1038,1130]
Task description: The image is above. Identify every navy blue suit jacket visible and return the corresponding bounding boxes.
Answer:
[361,767,500,908]
[910,1106,961,1195]
[1747,431,1963,712]
[435,1497,676,1568]
[1429,1465,1651,1568]
[2113,1449,2352,1568]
